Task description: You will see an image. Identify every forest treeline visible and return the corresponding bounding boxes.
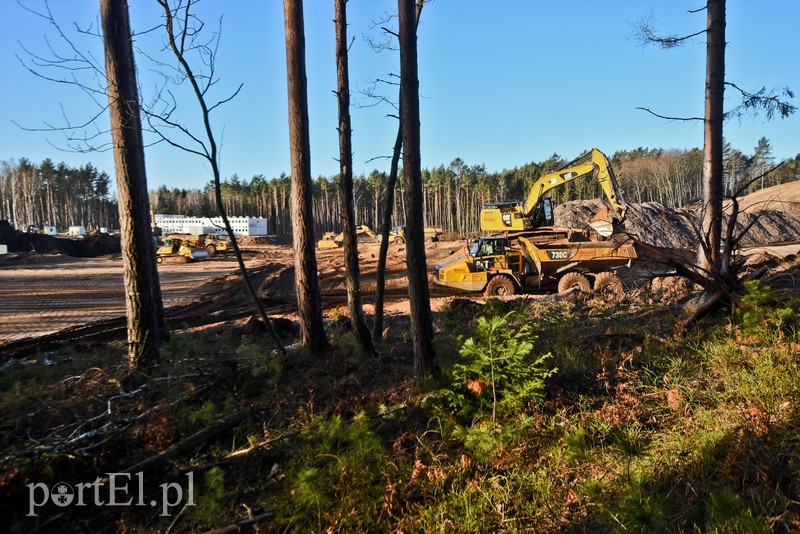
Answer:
[0,158,117,232]
[2,140,798,236]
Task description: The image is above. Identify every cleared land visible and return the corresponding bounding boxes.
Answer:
[0,255,244,342]
[2,182,800,351]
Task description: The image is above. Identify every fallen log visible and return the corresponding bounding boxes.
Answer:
[122,408,252,475]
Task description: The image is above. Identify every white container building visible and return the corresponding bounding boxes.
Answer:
[153,214,268,236]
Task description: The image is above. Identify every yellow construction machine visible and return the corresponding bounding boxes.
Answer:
[480,148,628,238]
[156,235,210,263]
[316,225,378,249]
[202,234,233,256]
[433,235,636,296]
[378,225,443,244]
[435,148,636,296]
[166,233,232,256]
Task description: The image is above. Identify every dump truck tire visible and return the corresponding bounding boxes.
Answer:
[484,275,516,297]
[206,244,216,256]
[558,272,590,295]
[394,237,405,244]
[156,256,163,264]
[593,271,624,297]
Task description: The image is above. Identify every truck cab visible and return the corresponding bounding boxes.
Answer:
[434,237,527,293]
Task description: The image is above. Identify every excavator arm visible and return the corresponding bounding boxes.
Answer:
[480,148,628,235]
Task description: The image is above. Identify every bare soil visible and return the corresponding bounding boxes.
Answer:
[3,181,800,354]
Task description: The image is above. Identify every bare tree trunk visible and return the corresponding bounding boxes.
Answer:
[334,0,374,355]
[699,0,726,273]
[398,0,436,379]
[284,0,327,351]
[373,0,424,341]
[373,127,403,341]
[100,0,166,367]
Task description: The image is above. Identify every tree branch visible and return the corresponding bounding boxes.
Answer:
[636,107,703,122]
[633,14,706,49]
[724,82,797,121]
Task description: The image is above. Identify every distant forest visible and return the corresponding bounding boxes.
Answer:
[2,140,798,236]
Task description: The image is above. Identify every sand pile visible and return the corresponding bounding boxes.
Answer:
[555,195,800,250]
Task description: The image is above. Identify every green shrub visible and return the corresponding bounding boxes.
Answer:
[276,413,389,531]
[736,280,800,339]
[439,310,556,424]
[188,467,230,525]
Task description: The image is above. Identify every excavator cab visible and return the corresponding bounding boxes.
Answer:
[530,198,555,228]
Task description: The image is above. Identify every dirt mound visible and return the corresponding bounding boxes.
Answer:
[738,180,800,211]
[237,235,291,246]
[0,221,120,257]
[555,198,800,249]
[259,263,296,299]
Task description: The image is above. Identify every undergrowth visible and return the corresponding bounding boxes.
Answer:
[2,281,799,532]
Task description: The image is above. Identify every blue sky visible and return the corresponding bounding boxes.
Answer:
[1,1,798,192]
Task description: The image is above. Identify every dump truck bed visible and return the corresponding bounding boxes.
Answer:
[517,236,636,278]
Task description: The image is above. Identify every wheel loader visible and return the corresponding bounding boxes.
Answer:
[202,234,233,256]
[377,225,443,244]
[316,225,378,249]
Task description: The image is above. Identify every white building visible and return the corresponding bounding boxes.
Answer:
[153,214,268,236]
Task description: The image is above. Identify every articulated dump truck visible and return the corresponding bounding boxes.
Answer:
[433,235,636,296]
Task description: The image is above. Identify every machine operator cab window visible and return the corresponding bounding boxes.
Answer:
[471,238,505,271]
[531,197,555,228]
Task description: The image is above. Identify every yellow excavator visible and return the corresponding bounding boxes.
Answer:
[480,148,628,238]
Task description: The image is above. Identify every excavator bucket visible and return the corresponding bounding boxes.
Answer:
[588,207,614,237]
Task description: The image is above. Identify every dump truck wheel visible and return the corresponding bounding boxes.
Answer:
[484,275,516,297]
[156,256,163,264]
[593,271,624,297]
[206,244,216,256]
[394,237,405,244]
[558,272,590,295]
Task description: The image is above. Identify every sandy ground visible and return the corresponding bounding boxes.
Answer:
[2,235,799,347]
[0,241,467,346]
[0,254,246,342]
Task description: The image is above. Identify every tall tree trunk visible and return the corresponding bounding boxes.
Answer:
[284,0,327,351]
[398,0,436,379]
[100,0,166,367]
[699,0,725,273]
[373,0,424,341]
[334,0,374,354]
